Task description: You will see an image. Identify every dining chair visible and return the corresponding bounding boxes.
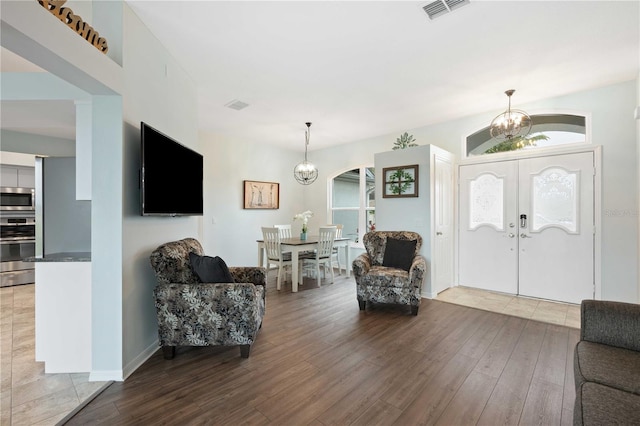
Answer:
[274,223,303,259]
[299,226,337,286]
[262,227,293,290]
[326,224,344,273]
[274,224,292,239]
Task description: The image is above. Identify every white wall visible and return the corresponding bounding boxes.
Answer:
[120,5,200,377]
[42,157,91,254]
[308,80,639,303]
[375,145,432,233]
[200,131,304,266]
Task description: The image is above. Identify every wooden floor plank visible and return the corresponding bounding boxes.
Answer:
[391,352,479,425]
[350,399,403,426]
[472,315,527,379]
[532,324,569,387]
[520,379,564,426]
[435,370,499,426]
[475,320,547,426]
[66,276,577,425]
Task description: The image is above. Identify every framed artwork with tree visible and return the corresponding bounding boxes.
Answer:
[383,165,418,198]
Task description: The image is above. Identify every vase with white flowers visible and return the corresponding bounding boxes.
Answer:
[293,210,313,240]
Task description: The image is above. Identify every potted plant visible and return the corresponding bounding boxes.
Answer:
[392,132,418,150]
[293,210,313,240]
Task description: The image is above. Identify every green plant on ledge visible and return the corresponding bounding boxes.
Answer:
[393,132,418,150]
[484,133,549,154]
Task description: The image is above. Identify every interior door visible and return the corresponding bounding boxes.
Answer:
[433,154,454,294]
[459,160,519,294]
[518,152,594,303]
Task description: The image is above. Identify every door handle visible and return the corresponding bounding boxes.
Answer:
[520,214,527,228]
[520,233,531,238]
[436,232,443,236]
[502,233,515,238]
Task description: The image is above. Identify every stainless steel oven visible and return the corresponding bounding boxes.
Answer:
[0,217,35,287]
[1,187,35,212]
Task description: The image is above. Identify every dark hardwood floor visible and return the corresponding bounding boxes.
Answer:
[66,273,579,425]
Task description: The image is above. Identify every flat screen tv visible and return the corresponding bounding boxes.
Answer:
[140,122,203,216]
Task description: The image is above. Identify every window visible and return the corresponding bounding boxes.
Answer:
[466,114,587,157]
[330,167,375,244]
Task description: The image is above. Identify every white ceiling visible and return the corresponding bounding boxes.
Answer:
[2,1,639,151]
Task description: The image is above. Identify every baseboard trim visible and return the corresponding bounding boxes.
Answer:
[122,339,159,380]
[422,290,437,299]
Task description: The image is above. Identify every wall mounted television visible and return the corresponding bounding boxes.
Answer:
[140,122,203,216]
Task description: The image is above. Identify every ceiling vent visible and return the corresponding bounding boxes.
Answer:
[225,99,249,111]
[421,0,470,20]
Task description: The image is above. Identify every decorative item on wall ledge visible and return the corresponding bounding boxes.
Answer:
[243,180,279,209]
[383,164,419,198]
[293,122,318,185]
[37,0,109,53]
[489,89,532,141]
[392,132,418,150]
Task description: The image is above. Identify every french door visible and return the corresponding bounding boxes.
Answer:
[459,151,595,304]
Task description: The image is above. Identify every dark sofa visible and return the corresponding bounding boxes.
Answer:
[573,300,640,425]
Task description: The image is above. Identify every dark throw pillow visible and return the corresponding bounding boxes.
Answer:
[189,252,234,283]
[382,238,417,272]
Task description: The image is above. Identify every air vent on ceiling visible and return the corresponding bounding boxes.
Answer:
[421,0,469,20]
[225,100,249,111]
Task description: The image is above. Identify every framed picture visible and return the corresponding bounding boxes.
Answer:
[243,180,280,209]
[383,164,418,198]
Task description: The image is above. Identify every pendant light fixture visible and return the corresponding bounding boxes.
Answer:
[489,89,532,141]
[293,122,318,185]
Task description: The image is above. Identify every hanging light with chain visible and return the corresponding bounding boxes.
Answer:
[489,89,532,141]
[293,122,318,185]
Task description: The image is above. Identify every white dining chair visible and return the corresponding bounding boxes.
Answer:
[262,227,293,290]
[299,226,337,287]
[274,224,292,239]
[326,224,343,273]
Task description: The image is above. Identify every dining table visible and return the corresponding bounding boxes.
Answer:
[256,236,351,292]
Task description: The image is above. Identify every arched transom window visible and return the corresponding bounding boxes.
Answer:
[466,114,587,157]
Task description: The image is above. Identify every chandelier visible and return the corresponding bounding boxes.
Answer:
[489,89,532,141]
[293,122,318,185]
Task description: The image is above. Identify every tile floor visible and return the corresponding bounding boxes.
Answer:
[435,285,581,329]
[1,284,108,426]
[0,283,581,425]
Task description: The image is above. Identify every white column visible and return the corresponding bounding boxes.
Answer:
[75,100,92,200]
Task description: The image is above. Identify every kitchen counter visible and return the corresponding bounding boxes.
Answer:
[25,252,91,262]
[31,252,92,373]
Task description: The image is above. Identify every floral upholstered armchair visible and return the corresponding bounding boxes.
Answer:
[149,238,266,359]
[352,231,426,315]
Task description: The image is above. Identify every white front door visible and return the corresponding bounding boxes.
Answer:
[518,152,594,303]
[458,151,595,304]
[459,160,519,294]
[433,154,455,294]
